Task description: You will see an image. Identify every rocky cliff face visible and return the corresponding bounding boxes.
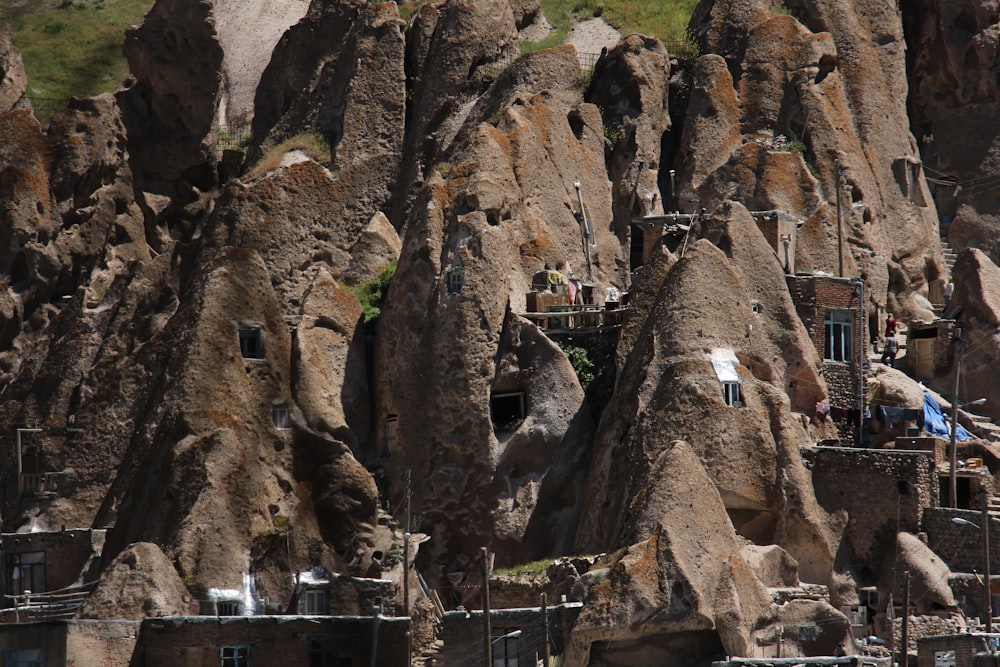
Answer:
[3,0,1000,664]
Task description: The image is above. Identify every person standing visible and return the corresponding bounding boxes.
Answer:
[881,334,899,368]
[885,313,897,338]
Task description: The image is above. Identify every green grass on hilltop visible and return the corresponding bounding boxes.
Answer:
[527,0,700,52]
[1,0,152,109]
[3,0,697,122]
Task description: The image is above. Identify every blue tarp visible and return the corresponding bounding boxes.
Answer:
[923,392,971,441]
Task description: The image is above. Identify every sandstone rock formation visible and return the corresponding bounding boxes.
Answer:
[578,203,841,584]
[212,0,308,128]
[79,542,191,619]
[0,22,27,113]
[589,34,671,249]
[378,45,624,577]
[944,248,1000,421]
[905,0,1000,216]
[118,0,224,199]
[2,0,999,663]
[685,2,943,321]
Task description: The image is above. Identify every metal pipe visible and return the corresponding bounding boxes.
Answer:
[857,279,865,447]
[574,182,593,280]
[482,547,491,667]
[984,482,993,633]
[951,332,963,509]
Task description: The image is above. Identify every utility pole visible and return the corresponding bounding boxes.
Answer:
[482,547,492,667]
[984,481,993,633]
[950,331,963,509]
[540,592,551,667]
[574,182,594,281]
[901,571,910,666]
[835,165,846,277]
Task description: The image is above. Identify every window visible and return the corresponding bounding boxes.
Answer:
[490,392,525,432]
[309,637,353,667]
[299,588,328,615]
[383,415,398,455]
[272,404,289,429]
[238,326,264,359]
[492,628,520,667]
[447,267,465,295]
[722,381,743,407]
[824,309,854,362]
[6,552,45,596]
[2,648,43,667]
[217,600,242,616]
[221,645,250,667]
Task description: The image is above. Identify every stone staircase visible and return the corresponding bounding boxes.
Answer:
[931,227,957,318]
[988,495,1000,519]
[940,233,958,277]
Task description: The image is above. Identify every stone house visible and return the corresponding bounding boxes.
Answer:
[0,530,104,612]
[787,275,867,440]
[132,615,410,667]
[0,619,139,667]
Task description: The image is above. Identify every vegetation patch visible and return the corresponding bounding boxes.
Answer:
[563,345,596,392]
[1,0,154,120]
[245,133,332,181]
[349,261,398,325]
[522,0,700,54]
[493,558,553,576]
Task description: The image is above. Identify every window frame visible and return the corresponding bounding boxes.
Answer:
[220,644,250,667]
[6,552,45,597]
[722,381,743,408]
[299,588,328,615]
[2,648,43,667]
[238,325,264,360]
[491,627,520,667]
[824,309,854,363]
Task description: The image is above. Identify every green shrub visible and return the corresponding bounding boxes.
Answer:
[563,345,595,392]
[350,261,398,325]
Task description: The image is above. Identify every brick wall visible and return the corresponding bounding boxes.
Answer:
[787,275,866,429]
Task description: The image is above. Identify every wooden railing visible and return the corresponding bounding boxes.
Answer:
[518,306,625,332]
[1,581,96,622]
[18,472,65,495]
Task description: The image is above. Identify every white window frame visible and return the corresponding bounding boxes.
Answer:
[722,381,743,407]
[824,309,854,362]
[272,404,289,429]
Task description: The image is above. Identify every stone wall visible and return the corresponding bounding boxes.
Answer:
[917,633,1000,667]
[804,447,935,565]
[923,507,1000,574]
[788,275,867,439]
